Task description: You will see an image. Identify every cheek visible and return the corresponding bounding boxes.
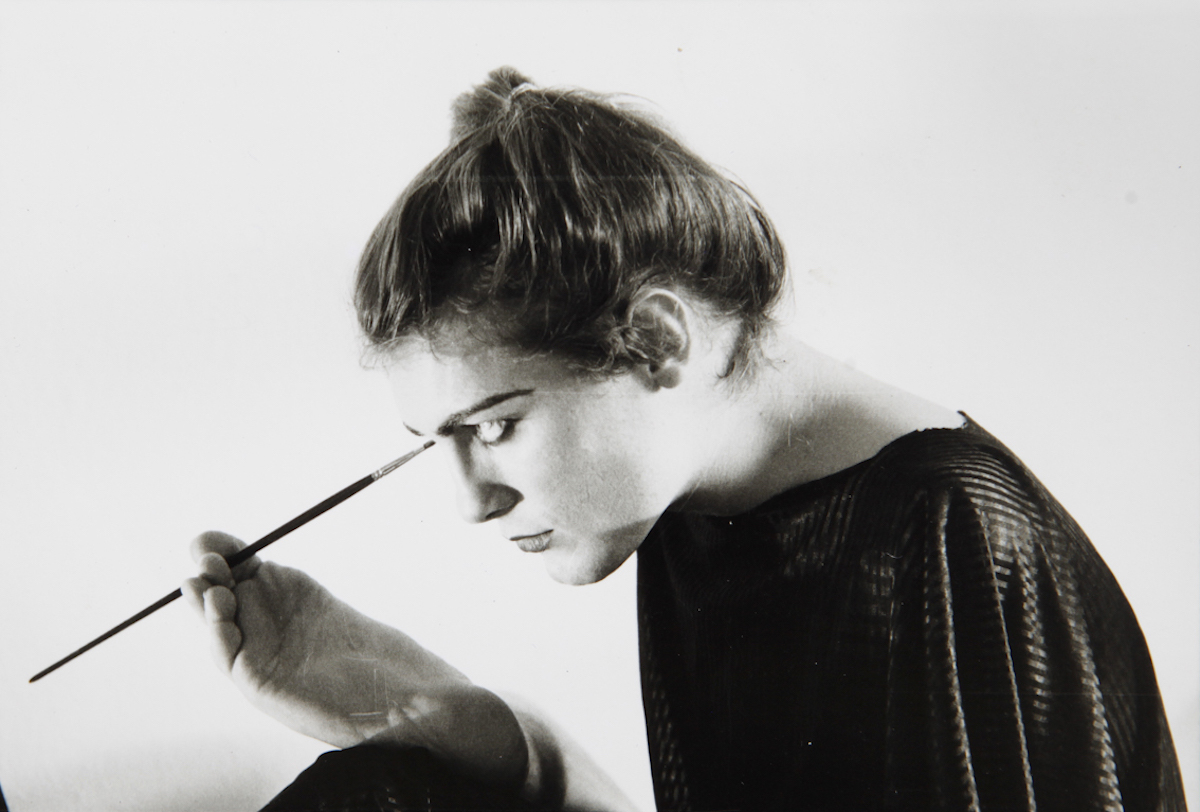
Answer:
[508,385,675,528]
[545,422,663,522]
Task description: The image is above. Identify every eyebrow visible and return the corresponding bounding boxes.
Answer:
[404,388,536,438]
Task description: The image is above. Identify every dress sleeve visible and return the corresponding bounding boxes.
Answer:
[895,450,1186,812]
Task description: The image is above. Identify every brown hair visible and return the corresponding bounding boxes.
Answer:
[355,67,787,377]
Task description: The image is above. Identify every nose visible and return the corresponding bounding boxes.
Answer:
[446,442,520,524]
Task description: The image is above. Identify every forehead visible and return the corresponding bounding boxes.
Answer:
[387,335,540,388]
[382,330,576,426]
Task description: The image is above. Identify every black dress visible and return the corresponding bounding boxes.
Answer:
[637,417,1185,811]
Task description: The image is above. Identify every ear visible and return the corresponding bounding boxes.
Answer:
[625,289,691,389]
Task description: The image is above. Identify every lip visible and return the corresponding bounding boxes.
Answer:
[510,530,553,553]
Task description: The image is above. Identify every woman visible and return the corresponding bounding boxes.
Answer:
[184,68,1184,811]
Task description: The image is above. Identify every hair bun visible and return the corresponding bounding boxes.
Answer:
[450,67,536,141]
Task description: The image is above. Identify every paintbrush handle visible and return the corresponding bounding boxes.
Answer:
[29,441,435,683]
[224,474,375,569]
[28,589,185,683]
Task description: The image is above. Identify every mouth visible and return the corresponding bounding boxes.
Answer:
[510,530,553,553]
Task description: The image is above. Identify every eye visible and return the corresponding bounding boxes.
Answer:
[472,419,515,446]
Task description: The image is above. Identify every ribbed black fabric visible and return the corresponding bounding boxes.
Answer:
[637,417,1185,812]
[259,744,539,812]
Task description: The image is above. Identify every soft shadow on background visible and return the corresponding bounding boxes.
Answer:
[1,2,1196,810]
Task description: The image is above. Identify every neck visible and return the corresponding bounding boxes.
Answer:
[674,334,962,515]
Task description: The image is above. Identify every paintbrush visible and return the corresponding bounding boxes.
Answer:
[29,440,436,683]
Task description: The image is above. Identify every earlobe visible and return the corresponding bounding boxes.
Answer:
[651,365,682,390]
[625,289,691,390]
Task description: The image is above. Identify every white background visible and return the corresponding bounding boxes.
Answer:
[0,2,1196,810]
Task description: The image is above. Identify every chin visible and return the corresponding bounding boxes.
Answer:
[541,543,634,586]
[542,554,611,586]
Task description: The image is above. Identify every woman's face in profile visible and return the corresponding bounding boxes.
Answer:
[384,324,690,585]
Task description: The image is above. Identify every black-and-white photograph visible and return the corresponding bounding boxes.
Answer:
[0,2,1195,810]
